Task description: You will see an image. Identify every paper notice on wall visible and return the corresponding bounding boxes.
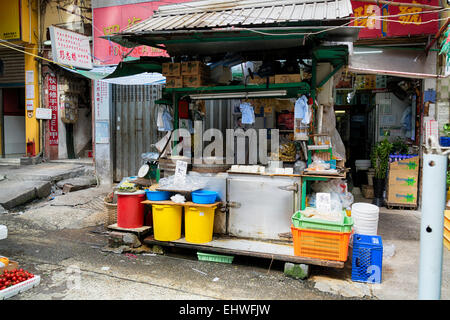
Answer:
[26,100,34,111]
[25,70,34,84]
[26,84,34,99]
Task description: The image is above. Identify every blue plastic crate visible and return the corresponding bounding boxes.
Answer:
[351,234,383,284]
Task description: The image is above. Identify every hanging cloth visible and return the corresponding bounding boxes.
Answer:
[162,106,173,131]
[239,102,255,124]
[157,105,165,130]
[294,95,311,125]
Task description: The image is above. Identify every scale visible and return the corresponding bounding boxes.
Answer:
[138,161,160,183]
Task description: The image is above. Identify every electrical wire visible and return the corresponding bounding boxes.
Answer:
[0,40,74,69]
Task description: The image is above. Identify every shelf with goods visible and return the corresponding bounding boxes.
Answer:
[150,47,351,267]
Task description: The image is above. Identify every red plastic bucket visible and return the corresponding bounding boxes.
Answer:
[116,191,146,228]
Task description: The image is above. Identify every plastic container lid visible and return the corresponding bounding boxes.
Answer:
[115,190,146,196]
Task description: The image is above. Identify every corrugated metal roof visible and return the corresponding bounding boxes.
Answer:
[124,0,353,33]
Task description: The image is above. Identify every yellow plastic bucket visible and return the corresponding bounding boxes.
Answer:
[184,205,217,244]
[152,204,182,241]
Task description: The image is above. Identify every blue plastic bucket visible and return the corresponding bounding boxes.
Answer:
[191,190,218,204]
[145,190,171,201]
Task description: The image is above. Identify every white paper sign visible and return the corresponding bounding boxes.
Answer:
[26,100,34,111]
[174,160,188,185]
[49,26,93,69]
[35,108,52,120]
[26,84,34,99]
[26,70,34,84]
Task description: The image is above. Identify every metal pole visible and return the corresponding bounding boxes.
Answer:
[418,153,447,299]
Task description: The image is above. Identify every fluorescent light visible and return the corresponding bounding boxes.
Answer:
[189,90,287,100]
[353,49,383,55]
[335,110,346,114]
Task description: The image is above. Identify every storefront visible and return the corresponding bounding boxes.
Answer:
[0,0,40,160]
[0,47,26,158]
[104,0,363,270]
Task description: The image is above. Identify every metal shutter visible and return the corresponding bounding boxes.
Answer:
[0,47,24,85]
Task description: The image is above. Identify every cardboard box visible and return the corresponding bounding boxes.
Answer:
[165,76,183,88]
[387,185,417,205]
[274,74,301,84]
[181,61,209,76]
[389,156,420,172]
[0,260,18,273]
[183,75,208,87]
[388,170,419,187]
[248,75,275,85]
[162,62,181,77]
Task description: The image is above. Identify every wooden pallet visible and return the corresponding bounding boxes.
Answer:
[385,202,418,210]
[143,235,345,269]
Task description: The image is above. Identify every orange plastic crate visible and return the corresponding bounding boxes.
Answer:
[291,225,351,262]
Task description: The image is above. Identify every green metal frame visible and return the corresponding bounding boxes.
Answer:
[301,176,329,210]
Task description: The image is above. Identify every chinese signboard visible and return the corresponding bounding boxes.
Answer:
[0,1,21,41]
[351,0,439,39]
[94,80,109,121]
[48,75,58,146]
[49,26,93,69]
[92,0,191,65]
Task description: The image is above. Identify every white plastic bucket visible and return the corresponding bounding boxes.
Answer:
[351,202,379,235]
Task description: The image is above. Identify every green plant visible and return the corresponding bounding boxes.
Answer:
[371,137,393,179]
[391,137,408,154]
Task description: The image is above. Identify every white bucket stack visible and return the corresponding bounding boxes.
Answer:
[351,202,379,235]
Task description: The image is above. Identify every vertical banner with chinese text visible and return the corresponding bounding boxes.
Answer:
[48,75,58,146]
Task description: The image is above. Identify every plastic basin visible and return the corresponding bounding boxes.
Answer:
[191,190,218,204]
[146,190,171,201]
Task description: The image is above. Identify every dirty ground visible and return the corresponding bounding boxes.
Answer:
[0,163,449,300]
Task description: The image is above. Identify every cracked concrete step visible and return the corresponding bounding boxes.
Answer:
[2,165,93,182]
[56,176,98,193]
[0,180,52,210]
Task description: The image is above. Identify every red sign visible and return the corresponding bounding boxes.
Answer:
[48,75,58,146]
[350,0,439,39]
[93,0,192,65]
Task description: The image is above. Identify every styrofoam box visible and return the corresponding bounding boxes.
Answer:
[0,275,40,300]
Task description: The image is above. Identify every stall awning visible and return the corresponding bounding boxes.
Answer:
[60,57,168,85]
[125,0,354,31]
[105,0,360,57]
[348,47,441,79]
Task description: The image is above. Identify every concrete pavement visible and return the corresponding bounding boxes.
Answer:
[0,162,95,211]
[0,179,449,300]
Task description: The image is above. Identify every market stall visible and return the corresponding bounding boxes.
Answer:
[105,0,364,271]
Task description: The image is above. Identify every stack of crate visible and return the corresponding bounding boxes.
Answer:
[181,61,210,87]
[163,61,211,88]
[162,62,182,88]
[386,156,419,208]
